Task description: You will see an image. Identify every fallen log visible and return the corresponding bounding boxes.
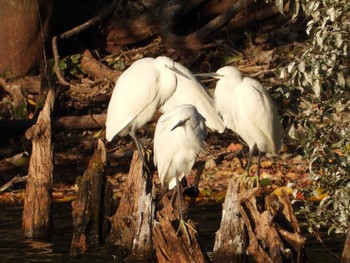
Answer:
[70,139,107,256]
[80,50,121,83]
[0,114,106,135]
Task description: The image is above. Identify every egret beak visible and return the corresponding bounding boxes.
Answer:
[194,72,222,79]
[171,119,187,131]
[165,64,191,80]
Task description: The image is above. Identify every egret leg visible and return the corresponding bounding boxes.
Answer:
[175,172,195,244]
[255,149,261,187]
[129,131,145,163]
[245,145,256,174]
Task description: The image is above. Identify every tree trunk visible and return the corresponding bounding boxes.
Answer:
[0,0,52,77]
[108,151,155,261]
[70,139,107,256]
[213,177,247,263]
[22,88,55,238]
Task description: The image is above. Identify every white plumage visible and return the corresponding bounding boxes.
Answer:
[154,104,206,190]
[160,61,225,133]
[105,56,182,142]
[200,66,283,174]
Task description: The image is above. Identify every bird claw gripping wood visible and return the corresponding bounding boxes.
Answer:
[176,219,197,245]
[237,172,260,188]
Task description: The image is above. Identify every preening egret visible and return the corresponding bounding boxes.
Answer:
[105,56,190,161]
[153,104,206,240]
[198,66,283,177]
[160,61,225,133]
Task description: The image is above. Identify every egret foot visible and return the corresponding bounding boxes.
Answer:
[236,172,260,188]
[176,218,197,245]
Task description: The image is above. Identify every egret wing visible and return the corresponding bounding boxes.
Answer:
[153,113,181,188]
[160,62,225,132]
[106,59,160,140]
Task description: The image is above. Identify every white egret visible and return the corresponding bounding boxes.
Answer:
[153,104,206,240]
[105,56,190,161]
[106,55,224,162]
[198,66,283,178]
[160,61,225,133]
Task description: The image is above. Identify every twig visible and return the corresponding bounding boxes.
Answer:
[52,0,121,86]
[0,175,28,193]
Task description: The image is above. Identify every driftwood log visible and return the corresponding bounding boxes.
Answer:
[22,88,55,238]
[70,139,107,256]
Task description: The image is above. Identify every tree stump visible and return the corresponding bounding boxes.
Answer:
[239,185,306,263]
[153,193,210,263]
[213,177,247,263]
[70,139,107,256]
[108,151,155,261]
[22,88,55,238]
[213,176,306,263]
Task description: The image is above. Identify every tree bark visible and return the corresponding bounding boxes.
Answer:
[108,151,155,261]
[213,177,247,263]
[80,50,121,83]
[153,193,210,263]
[239,187,306,263]
[22,88,55,238]
[70,139,107,256]
[0,0,52,77]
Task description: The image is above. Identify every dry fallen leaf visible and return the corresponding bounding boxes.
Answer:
[226,143,243,152]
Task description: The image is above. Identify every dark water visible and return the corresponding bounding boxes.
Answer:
[0,202,345,262]
[0,202,122,262]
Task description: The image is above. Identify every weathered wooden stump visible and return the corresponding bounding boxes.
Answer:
[213,177,247,263]
[70,139,107,256]
[240,184,306,262]
[153,193,210,263]
[108,151,155,261]
[22,88,55,239]
[214,176,307,263]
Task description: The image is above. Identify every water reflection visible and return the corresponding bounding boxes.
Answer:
[0,202,121,262]
[0,201,345,262]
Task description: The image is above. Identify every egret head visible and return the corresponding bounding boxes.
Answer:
[170,104,206,131]
[194,66,242,81]
[216,66,242,80]
[155,56,190,79]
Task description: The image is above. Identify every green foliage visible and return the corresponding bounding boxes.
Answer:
[278,0,350,234]
[59,54,85,78]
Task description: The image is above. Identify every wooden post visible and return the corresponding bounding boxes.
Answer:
[70,139,107,256]
[22,88,55,238]
[108,151,155,261]
[213,177,247,262]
